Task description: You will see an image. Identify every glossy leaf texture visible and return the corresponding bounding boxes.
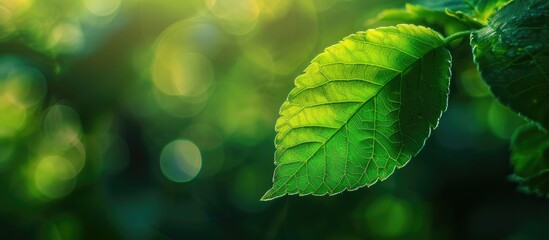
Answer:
[262,24,452,201]
[471,0,549,130]
[370,1,509,37]
[417,0,508,22]
[370,4,477,32]
[415,0,471,11]
[511,124,549,197]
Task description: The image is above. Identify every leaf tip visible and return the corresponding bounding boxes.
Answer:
[260,187,284,201]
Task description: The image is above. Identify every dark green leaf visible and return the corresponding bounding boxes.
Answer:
[415,0,470,10]
[262,24,451,200]
[511,124,549,197]
[417,0,507,15]
[370,1,510,37]
[470,0,510,22]
[369,4,475,33]
[471,0,549,129]
[415,0,508,23]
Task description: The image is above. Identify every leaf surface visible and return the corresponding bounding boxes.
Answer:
[471,0,549,129]
[370,1,509,38]
[511,124,549,197]
[417,0,507,16]
[262,24,451,200]
[370,4,474,32]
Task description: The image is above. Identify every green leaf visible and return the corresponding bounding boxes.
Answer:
[418,0,505,10]
[416,0,508,23]
[511,124,549,197]
[417,0,508,20]
[470,0,510,22]
[262,24,452,201]
[415,0,470,11]
[471,0,549,130]
[370,1,510,37]
[369,4,477,32]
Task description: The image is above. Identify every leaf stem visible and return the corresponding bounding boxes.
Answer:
[444,30,474,45]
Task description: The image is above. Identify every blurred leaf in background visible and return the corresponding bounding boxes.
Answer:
[511,124,549,197]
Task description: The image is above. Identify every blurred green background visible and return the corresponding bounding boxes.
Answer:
[0,0,548,239]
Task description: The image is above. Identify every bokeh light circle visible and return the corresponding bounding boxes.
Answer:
[0,96,26,138]
[152,51,213,98]
[59,139,87,177]
[43,105,82,149]
[365,196,413,238]
[152,20,223,100]
[34,156,77,199]
[160,139,202,183]
[47,22,84,52]
[84,0,122,17]
[238,0,318,75]
[39,214,81,240]
[3,65,47,107]
[152,88,209,118]
[259,0,291,20]
[0,59,47,138]
[1,0,33,16]
[205,0,261,35]
[154,21,224,58]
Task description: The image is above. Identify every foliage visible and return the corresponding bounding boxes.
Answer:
[472,0,549,129]
[1,0,548,239]
[263,25,451,200]
[264,0,549,200]
[511,124,549,197]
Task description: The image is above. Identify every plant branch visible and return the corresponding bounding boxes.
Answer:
[444,30,474,45]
